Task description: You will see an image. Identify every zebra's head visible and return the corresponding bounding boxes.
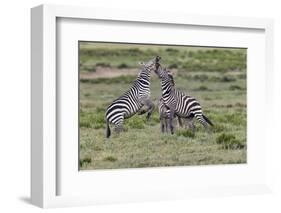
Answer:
[155,67,175,86]
[155,66,168,79]
[139,56,161,73]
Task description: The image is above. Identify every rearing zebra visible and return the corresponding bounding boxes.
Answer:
[155,66,213,134]
[105,56,161,138]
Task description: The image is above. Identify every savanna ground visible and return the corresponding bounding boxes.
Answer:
[79,42,247,170]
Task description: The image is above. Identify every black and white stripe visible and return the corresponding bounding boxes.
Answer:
[155,67,213,134]
[158,74,183,133]
[105,56,161,138]
[158,97,184,133]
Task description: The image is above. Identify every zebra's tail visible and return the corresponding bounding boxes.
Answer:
[202,114,214,126]
[106,119,111,138]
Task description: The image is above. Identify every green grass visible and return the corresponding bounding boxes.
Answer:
[79,156,92,168]
[80,75,136,84]
[79,43,247,170]
[79,42,246,73]
[216,133,246,150]
[176,129,195,138]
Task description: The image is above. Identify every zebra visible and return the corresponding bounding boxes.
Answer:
[158,72,197,133]
[105,56,161,138]
[158,72,183,132]
[155,66,213,134]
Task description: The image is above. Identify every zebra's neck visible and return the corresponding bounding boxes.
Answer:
[136,68,151,85]
[161,77,173,97]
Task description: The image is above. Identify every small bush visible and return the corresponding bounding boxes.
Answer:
[166,48,179,53]
[95,107,105,114]
[216,133,235,144]
[149,113,160,125]
[209,75,237,82]
[225,113,245,126]
[176,129,195,138]
[92,113,105,129]
[82,65,96,72]
[216,133,245,149]
[212,125,225,133]
[80,120,91,128]
[80,157,92,167]
[93,146,102,151]
[237,73,246,79]
[204,97,212,101]
[127,118,145,129]
[168,63,178,69]
[117,63,129,69]
[194,85,209,91]
[192,74,209,82]
[103,156,117,162]
[229,85,243,90]
[209,76,221,82]
[80,111,105,129]
[95,62,111,67]
[221,75,236,82]
[235,102,247,108]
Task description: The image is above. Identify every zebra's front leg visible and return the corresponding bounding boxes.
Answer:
[177,116,183,128]
[169,109,175,134]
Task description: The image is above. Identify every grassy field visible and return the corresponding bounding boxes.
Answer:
[79,42,247,170]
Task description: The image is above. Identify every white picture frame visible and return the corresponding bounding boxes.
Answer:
[31,4,274,208]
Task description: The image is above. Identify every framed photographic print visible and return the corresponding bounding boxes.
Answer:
[31,4,274,208]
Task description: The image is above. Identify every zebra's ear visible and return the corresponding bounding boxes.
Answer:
[138,61,145,66]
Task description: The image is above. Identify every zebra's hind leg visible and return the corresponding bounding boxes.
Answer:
[160,117,165,133]
[186,116,196,133]
[114,118,124,136]
[177,116,183,128]
[164,117,169,133]
[144,99,155,121]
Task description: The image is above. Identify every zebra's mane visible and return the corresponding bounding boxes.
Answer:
[161,68,174,86]
[136,66,151,80]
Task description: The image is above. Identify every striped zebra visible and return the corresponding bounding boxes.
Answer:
[158,72,183,132]
[155,66,213,134]
[105,56,161,138]
[158,72,196,133]
[158,97,183,133]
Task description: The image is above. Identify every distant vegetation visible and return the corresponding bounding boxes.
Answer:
[79,42,247,170]
[80,42,246,73]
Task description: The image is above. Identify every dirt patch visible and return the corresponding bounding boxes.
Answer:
[80,67,139,79]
